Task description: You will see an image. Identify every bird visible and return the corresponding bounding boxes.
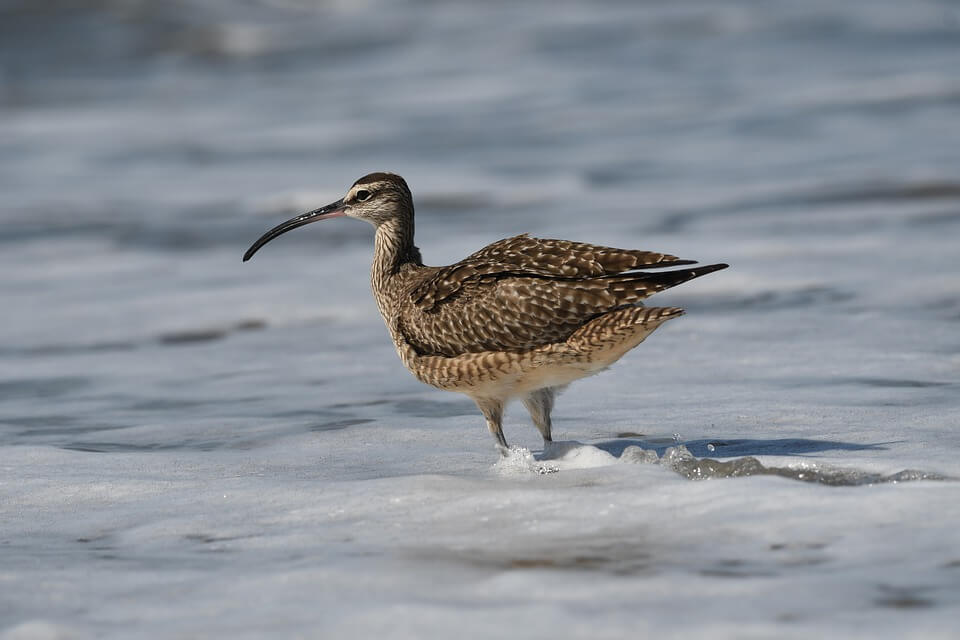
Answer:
[243,172,727,455]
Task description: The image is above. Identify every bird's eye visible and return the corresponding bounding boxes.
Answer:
[356,190,371,202]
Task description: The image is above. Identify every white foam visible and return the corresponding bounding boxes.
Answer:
[540,440,621,468]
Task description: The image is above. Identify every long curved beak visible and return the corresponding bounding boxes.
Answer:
[243,199,347,262]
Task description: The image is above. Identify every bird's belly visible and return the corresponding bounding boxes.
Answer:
[498,359,602,396]
[395,340,599,400]
[388,305,673,401]
[395,309,680,399]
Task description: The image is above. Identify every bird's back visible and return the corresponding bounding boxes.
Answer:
[391,234,727,358]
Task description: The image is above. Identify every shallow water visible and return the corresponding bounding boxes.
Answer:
[2,0,960,637]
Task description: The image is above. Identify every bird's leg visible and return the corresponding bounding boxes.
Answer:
[522,387,555,445]
[474,397,508,456]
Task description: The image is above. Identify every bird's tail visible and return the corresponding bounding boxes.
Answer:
[567,305,685,353]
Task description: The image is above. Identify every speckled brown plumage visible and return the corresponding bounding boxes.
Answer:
[243,172,728,454]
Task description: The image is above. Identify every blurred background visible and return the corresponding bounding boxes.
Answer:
[2,0,959,449]
[4,2,960,635]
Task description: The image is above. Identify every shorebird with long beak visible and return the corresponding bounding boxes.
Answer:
[244,173,727,455]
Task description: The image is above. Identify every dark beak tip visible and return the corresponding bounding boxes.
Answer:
[241,198,345,264]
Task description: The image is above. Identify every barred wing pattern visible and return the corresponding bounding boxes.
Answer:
[399,235,725,357]
[412,234,694,310]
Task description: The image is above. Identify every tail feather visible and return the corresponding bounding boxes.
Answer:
[567,306,685,353]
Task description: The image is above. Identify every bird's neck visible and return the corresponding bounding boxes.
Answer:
[371,217,421,313]
[373,217,419,273]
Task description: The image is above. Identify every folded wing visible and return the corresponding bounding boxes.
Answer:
[413,234,695,310]
[401,234,726,357]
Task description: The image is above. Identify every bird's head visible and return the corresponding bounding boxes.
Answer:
[243,172,412,262]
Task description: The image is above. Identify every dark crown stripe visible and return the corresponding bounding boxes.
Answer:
[353,172,409,191]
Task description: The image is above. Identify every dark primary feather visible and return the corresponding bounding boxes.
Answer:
[398,234,727,357]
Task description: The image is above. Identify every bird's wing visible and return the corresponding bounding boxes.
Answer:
[401,235,726,357]
[412,234,695,311]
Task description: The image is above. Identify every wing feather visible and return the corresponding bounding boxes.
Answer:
[400,233,727,357]
[413,234,695,310]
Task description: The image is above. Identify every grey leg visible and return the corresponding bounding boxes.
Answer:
[474,397,508,455]
[522,387,555,444]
